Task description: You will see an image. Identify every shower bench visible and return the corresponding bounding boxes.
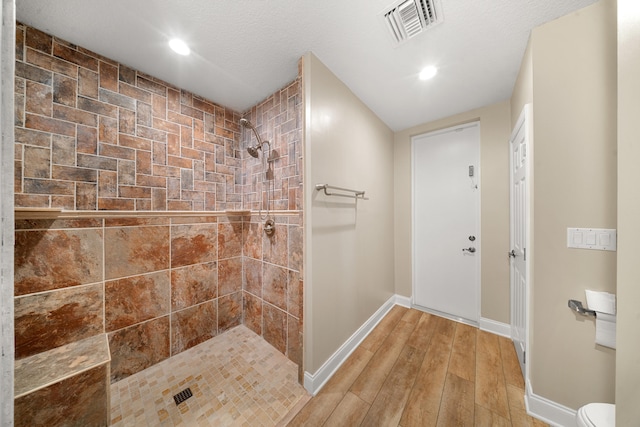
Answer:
[14,334,111,426]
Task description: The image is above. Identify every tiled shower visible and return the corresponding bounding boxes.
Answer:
[13,23,303,425]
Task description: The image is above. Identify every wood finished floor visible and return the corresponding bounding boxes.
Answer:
[286,306,549,427]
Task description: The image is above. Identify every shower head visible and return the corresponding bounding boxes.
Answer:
[247,145,260,158]
[240,117,270,158]
[239,117,254,130]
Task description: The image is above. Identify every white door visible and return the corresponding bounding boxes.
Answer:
[412,123,480,323]
[509,105,531,377]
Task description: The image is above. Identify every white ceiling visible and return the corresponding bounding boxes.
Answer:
[16,0,596,132]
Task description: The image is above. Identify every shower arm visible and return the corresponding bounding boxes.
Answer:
[240,118,264,146]
[249,127,264,146]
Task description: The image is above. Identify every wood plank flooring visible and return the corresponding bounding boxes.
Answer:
[286,306,548,427]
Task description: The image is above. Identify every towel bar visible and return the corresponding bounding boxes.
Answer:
[315,184,367,199]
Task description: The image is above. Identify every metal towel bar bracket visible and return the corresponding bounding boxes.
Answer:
[315,184,367,199]
[568,299,597,317]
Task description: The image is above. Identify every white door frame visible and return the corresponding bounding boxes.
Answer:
[509,104,532,383]
[410,122,481,325]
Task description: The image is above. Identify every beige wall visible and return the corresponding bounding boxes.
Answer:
[616,0,640,423]
[303,53,395,374]
[393,100,512,324]
[511,41,533,127]
[525,0,617,409]
[302,0,624,413]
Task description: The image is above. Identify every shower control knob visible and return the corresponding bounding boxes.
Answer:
[263,219,275,236]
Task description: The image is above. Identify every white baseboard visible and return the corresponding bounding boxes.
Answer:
[479,317,511,338]
[303,295,398,395]
[394,294,411,308]
[525,382,577,427]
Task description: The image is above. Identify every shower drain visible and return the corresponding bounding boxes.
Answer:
[173,387,193,405]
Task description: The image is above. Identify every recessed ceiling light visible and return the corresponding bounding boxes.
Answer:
[419,66,438,80]
[169,38,190,56]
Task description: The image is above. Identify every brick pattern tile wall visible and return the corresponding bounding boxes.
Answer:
[241,74,303,212]
[13,23,305,384]
[15,23,243,211]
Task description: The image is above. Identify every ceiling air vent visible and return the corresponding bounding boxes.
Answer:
[382,0,443,45]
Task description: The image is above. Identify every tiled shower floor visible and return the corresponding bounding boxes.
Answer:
[110,326,309,426]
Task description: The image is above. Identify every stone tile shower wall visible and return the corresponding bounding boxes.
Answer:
[243,215,304,378]
[14,215,244,383]
[240,75,304,378]
[14,23,243,211]
[13,22,304,385]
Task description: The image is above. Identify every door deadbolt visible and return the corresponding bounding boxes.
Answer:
[468,235,476,241]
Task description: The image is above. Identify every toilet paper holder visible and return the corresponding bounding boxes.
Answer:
[568,299,597,317]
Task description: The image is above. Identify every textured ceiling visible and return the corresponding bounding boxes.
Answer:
[16,0,597,131]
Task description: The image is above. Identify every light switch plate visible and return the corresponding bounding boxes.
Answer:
[567,228,617,251]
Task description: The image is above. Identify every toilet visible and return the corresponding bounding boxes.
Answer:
[576,403,615,427]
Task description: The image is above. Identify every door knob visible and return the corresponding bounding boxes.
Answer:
[462,247,476,253]
[508,249,517,258]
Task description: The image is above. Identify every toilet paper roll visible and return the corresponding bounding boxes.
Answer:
[585,290,616,315]
[595,312,616,349]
